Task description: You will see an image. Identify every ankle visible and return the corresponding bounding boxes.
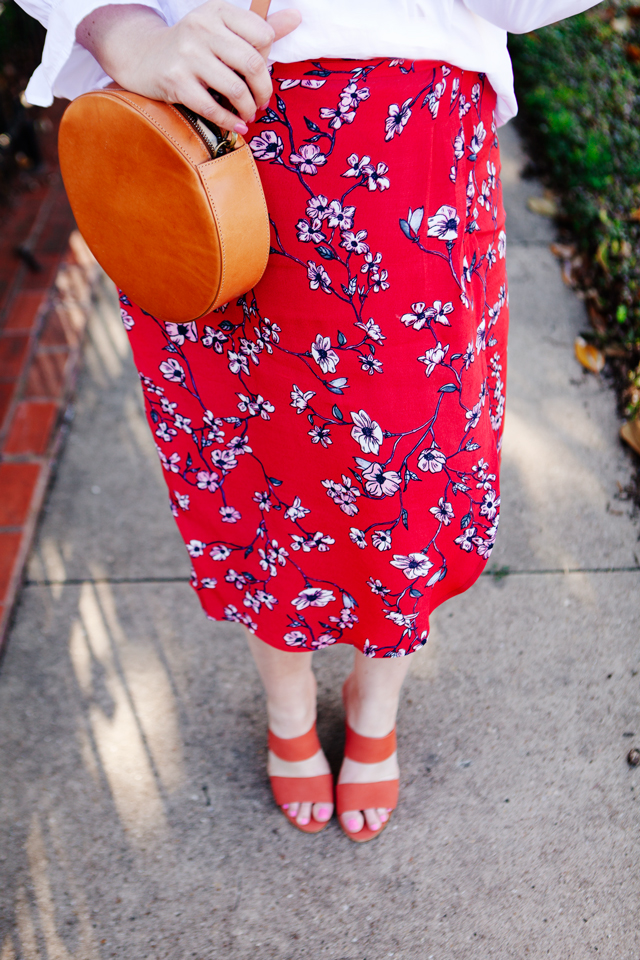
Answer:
[267,673,317,739]
[344,675,398,738]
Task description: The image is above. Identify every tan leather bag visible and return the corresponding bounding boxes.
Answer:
[58,0,272,323]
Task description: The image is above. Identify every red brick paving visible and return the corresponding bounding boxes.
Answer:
[0,154,100,650]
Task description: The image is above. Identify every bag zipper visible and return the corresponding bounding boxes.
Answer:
[176,106,238,159]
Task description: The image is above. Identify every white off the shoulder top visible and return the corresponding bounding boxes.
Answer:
[18,0,602,125]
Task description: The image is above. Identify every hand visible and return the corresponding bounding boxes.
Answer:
[76,0,301,134]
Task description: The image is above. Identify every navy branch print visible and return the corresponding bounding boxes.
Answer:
[123,58,508,657]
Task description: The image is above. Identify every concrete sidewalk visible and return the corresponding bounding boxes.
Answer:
[1,123,639,960]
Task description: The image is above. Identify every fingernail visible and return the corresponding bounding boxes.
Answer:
[347,818,360,831]
[317,807,331,819]
[248,113,256,123]
[234,121,249,135]
[260,101,270,110]
[298,817,310,825]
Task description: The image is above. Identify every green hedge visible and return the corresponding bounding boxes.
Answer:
[509,4,640,359]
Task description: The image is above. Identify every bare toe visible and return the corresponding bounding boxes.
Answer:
[286,802,300,820]
[378,807,390,823]
[364,808,382,832]
[340,810,364,834]
[297,801,312,826]
[312,802,333,823]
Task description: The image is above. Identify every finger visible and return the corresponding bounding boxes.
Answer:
[199,57,260,122]
[340,810,364,834]
[265,8,302,45]
[206,30,273,110]
[171,81,248,135]
[218,1,276,50]
[312,802,333,823]
[297,802,312,826]
[364,808,382,832]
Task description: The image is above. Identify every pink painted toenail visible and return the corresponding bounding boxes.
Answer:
[317,807,330,819]
[299,817,310,825]
[282,804,289,810]
[371,822,381,830]
[347,819,360,831]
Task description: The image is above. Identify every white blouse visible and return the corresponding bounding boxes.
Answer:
[19,0,602,126]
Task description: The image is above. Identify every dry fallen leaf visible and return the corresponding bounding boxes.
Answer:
[574,336,605,374]
[549,242,576,260]
[620,418,640,456]
[527,196,559,218]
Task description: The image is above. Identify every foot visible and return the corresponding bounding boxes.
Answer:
[268,746,334,828]
[337,674,399,837]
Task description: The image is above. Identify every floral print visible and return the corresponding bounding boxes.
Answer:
[123,59,508,657]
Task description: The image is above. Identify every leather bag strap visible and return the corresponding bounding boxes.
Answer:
[250,0,271,17]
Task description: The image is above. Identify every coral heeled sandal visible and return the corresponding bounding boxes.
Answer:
[336,723,399,843]
[268,723,334,834]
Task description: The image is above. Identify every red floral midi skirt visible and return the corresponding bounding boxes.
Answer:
[122,58,508,658]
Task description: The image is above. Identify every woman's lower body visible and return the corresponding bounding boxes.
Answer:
[122,58,508,835]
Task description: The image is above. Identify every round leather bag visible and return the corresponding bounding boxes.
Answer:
[58,89,270,323]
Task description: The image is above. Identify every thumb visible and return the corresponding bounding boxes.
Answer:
[268,7,302,40]
[258,7,301,57]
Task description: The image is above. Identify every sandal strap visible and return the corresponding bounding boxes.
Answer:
[336,780,398,813]
[270,773,334,806]
[344,723,396,763]
[268,723,322,762]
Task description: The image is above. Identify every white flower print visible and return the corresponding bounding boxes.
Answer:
[320,102,355,129]
[210,544,231,561]
[463,342,475,369]
[341,230,369,255]
[306,195,330,220]
[486,161,497,189]
[366,162,390,191]
[174,414,192,434]
[469,121,486,157]
[343,153,373,179]
[284,496,310,520]
[372,529,392,551]
[156,446,180,473]
[219,505,241,523]
[186,540,206,557]
[311,334,339,374]
[389,552,433,580]
[256,590,277,610]
[309,424,332,446]
[480,488,500,520]
[385,98,413,140]
[291,587,336,610]
[201,326,227,352]
[307,261,332,293]
[253,491,272,511]
[289,144,327,175]
[498,230,507,259]
[368,577,390,596]
[296,217,325,243]
[358,459,401,497]
[430,497,454,525]
[249,130,284,161]
[340,80,370,110]
[156,421,177,442]
[350,409,384,455]
[476,319,487,353]
[465,402,482,432]
[359,354,383,375]
[454,131,464,160]
[165,321,197,345]
[427,205,460,241]
[363,639,378,658]
[227,435,252,455]
[227,350,250,376]
[175,491,190,511]
[243,591,261,613]
[418,444,446,473]
[211,449,237,473]
[159,358,185,383]
[355,317,385,341]
[121,309,134,330]
[401,302,430,331]
[386,610,419,628]
[322,476,361,516]
[284,630,307,647]
[326,200,355,231]
[454,527,476,552]
[312,634,336,649]
[200,577,217,589]
[196,469,219,492]
[418,342,449,376]
[350,527,367,549]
